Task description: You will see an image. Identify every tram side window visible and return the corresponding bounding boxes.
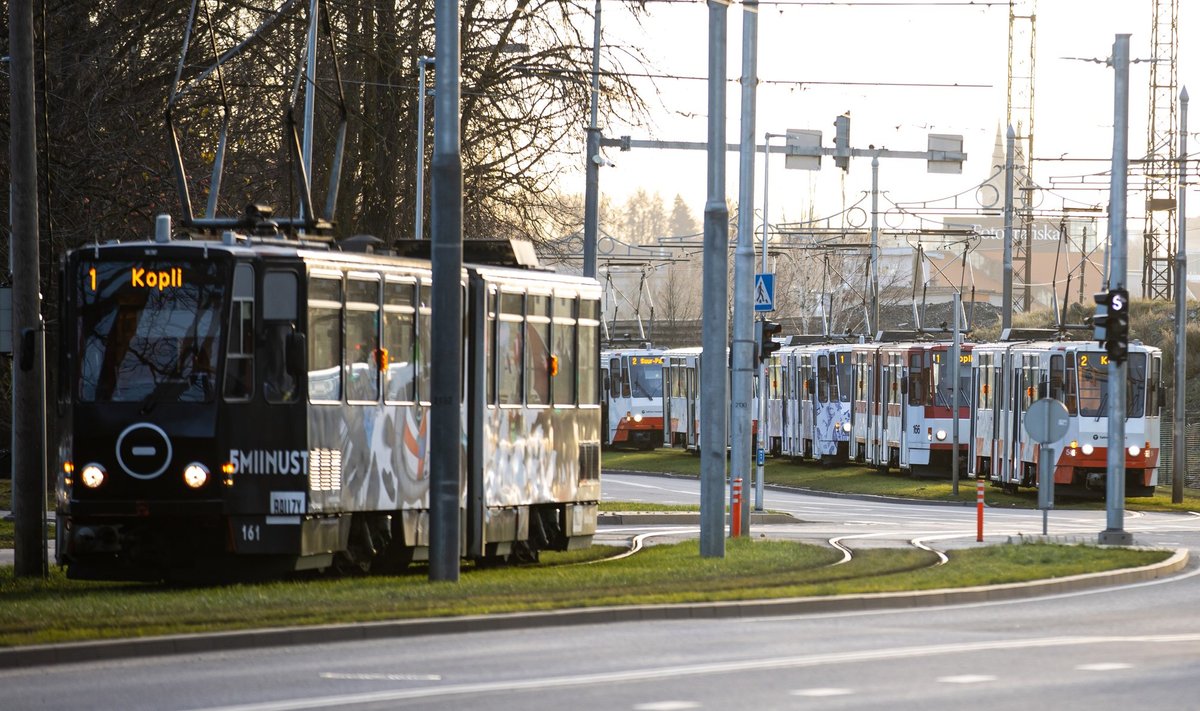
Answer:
[526,295,551,405]
[262,271,298,404]
[551,296,576,406]
[1048,354,1066,403]
[817,355,829,403]
[1127,352,1148,417]
[1146,355,1161,416]
[907,353,924,406]
[383,280,416,403]
[976,356,991,410]
[484,289,496,405]
[224,264,255,400]
[1022,363,1037,409]
[346,278,380,402]
[308,276,343,402]
[417,284,432,403]
[577,298,600,405]
[1064,353,1078,414]
[496,292,524,405]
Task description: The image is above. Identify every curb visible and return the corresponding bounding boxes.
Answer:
[0,547,1187,670]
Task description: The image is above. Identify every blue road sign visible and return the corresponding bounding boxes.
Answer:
[754,273,775,312]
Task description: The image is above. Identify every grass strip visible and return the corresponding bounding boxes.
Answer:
[601,449,1200,512]
[0,540,1167,648]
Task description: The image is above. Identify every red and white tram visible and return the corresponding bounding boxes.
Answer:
[969,339,1162,495]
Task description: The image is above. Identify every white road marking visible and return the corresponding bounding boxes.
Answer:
[790,688,853,697]
[319,672,442,681]
[937,674,997,684]
[189,634,1200,711]
[633,702,701,710]
[1076,663,1132,671]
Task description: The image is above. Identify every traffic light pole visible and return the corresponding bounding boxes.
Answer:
[1099,34,1132,546]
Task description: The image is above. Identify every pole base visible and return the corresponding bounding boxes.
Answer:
[1098,529,1134,546]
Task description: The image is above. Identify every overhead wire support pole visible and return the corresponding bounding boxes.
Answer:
[1100,34,1131,547]
[582,0,602,279]
[731,0,759,536]
[1003,125,1015,333]
[758,133,778,512]
[300,0,318,227]
[9,0,46,578]
[416,56,434,239]
[429,0,464,580]
[699,0,729,559]
[870,155,879,337]
[1173,86,1188,504]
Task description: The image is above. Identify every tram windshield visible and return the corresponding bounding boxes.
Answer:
[76,259,227,404]
[1076,351,1147,418]
[932,353,973,409]
[627,356,664,399]
[835,355,853,403]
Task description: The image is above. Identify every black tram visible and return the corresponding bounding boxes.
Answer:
[56,225,602,581]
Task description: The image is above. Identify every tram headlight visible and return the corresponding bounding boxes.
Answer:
[633,413,644,423]
[1081,444,1095,456]
[183,462,210,489]
[935,429,947,442]
[1127,445,1142,458]
[841,421,852,433]
[80,463,106,489]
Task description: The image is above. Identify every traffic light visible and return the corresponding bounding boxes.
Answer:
[1091,291,1108,346]
[833,113,851,172]
[1106,288,1130,363]
[755,320,782,364]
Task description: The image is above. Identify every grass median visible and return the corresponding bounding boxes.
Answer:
[0,539,1168,648]
[602,448,1200,512]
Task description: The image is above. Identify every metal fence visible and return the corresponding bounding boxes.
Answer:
[1157,415,1200,489]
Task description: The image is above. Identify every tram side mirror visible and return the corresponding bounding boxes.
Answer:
[19,328,35,372]
[900,376,908,395]
[287,330,307,379]
[807,378,816,394]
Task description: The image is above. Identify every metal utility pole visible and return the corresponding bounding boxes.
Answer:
[582,0,602,279]
[951,291,962,496]
[1100,34,1132,546]
[415,56,434,239]
[699,0,729,558]
[429,0,464,580]
[1173,86,1188,504]
[1003,125,1015,333]
[869,156,880,336]
[10,0,47,578]
[730,0,759,537]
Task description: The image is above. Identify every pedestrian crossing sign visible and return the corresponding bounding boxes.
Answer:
[754,273,775,312]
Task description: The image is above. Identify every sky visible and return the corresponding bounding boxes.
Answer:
[577,0,1200,233]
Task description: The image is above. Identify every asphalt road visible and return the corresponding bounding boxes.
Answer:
[3,473,1200,710]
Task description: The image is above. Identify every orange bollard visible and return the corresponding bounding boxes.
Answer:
[731,478,742,538]
[976,475,985,542]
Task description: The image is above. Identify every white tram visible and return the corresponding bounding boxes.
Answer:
[774,342,855,464]
[969,339,1162,495]
[600,345,665,449]
[849,339,973,475]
